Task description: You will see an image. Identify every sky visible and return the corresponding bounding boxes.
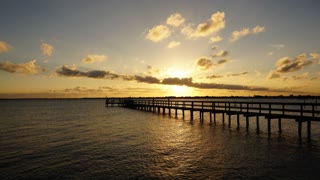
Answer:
[0,0,319,98]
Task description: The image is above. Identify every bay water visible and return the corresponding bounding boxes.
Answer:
[1,99,320,179]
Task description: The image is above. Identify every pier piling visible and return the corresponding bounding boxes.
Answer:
[105,97,320,139]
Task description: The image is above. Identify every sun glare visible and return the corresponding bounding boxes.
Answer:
[170,85,191,96]
[166,69,191,78]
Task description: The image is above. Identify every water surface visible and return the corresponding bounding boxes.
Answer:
[0,99,319,179]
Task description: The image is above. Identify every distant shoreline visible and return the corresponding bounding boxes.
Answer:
[1,95,320,100]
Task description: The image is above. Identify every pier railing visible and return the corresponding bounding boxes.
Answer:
[105,98,320,139]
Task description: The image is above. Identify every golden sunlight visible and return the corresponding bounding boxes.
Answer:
[170,85,191,96]
[166,69,191,78]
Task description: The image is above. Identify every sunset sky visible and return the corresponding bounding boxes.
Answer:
[1,0,319,98]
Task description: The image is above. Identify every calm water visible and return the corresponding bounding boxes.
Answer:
[1,99,320,179]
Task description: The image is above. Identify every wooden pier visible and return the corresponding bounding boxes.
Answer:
[106,98,320,140]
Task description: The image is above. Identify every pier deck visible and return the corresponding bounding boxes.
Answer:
[105,98,320,139]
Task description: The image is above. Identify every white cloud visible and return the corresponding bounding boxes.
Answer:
[230,25,265,42]
[252,25,265,33]
[167,41,181,48]
[210,36,223,43]
[82,54,107,64]
[145,25,171,42]
[41,42,54,56]
[181,11,225,39]
[230,28,250,42]
[0,41,12,53]
[166,13,185,27]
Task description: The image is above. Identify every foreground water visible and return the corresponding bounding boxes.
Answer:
[1,99,320,179]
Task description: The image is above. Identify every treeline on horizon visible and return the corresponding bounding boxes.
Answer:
[2,95,319,100]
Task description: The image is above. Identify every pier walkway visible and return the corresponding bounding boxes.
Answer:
[106,98,320,139]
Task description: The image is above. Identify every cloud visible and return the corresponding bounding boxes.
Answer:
[267,53,318,79]
[147,65,161,75]
[252,25,265,33]
[269,44,285,50]
[210,36,223,43]
[268,44,285,56]
[212,50,229,58]
[166,13,185,27]
[134,75,161,84]
[56,65,119,79]
[145,25,171,42]
[181,11,225,38]
[230,28,250,42]
[195,57,230,71]
[267,70,281,79]
[56,66,161,84]
[162,77,192,86]
[0,60,44,74]
[161,77,272,92]
[0,41,12,53]
[216,59,229,65]
[195,57,213,71]
[230,25,265,42]
[206,74,224,79]
[228,71,248,77]
[82,54,107,64]
[275,54,313,73]
[310,52,319,59]
[289,72,309,80]
[167,41,181,48]
[55,66,293,93]
[40,42,54,56]
[206,71,248,79]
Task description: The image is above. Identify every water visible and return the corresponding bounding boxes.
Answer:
[1,99,320,179]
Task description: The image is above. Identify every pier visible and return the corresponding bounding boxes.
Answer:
[105,98,320,140]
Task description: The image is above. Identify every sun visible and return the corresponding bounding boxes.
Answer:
[169,85,193,96]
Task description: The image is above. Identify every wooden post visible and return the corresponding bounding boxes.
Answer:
[228,102,231,128]
[298,120,302,138]
[256,116,260,132]
[246,116,249,130]
[191,102,194,121]
[182,110,185,118]
[214,113,216,124]
[268,118,271,134]
[222,113,225,125]
[237,114,240,129]
[210,112,212,124]
[278,118,282,134]
[308,120,311,140]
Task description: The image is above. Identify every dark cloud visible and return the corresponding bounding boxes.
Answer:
[217,59,229,65]
[134,75,161,84]
[162,77,192,86]
[206,72,248,79]
[229,72,248,77]
[195,57,213,71]
[206,74,224,79]
[56,66,122,79]
[56,66,289,93]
